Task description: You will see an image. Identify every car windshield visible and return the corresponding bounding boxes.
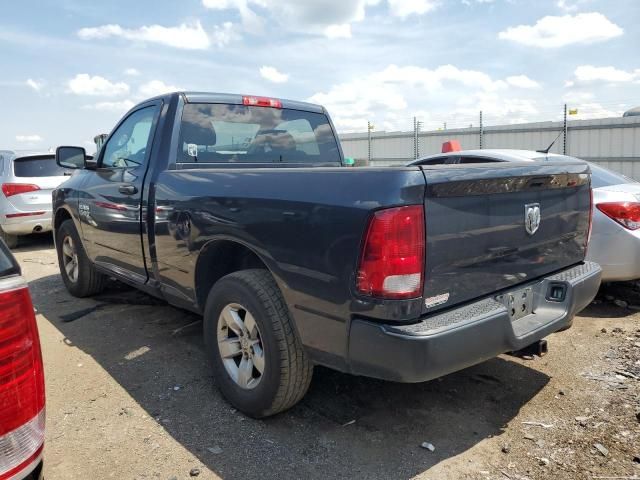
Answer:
[176,103,341,164]
[13,155,72,177]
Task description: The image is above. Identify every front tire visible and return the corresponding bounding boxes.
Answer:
[0,227,18,249]
[55,219,105,297]
[204,269,313,418]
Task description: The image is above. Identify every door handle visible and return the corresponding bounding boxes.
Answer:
[118,184,138,195]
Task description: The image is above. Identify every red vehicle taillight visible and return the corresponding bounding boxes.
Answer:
[0,279,45,480]
[1,184,40,198]
[356,205,425,299]
[242,95,282,108]
[596,202,640,230]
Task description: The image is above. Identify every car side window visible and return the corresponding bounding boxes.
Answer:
[458,156,498,164]
[416,157,450,165]
[101,106,158,168]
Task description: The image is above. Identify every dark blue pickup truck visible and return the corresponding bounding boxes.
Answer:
[53,92,601,417]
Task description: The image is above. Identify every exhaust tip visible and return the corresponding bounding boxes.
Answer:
[32,225,43,233]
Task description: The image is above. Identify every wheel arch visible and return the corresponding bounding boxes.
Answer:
[53,207,73,232]
[194,238,281,313]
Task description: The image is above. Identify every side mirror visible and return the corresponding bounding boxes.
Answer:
[56,146,94,169]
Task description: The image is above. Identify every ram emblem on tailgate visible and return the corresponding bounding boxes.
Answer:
[524,203,541,235]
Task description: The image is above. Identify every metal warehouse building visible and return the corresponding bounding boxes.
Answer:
[339,115,640,180]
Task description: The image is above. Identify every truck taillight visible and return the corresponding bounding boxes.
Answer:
[597,201,640,230]
[0,280,45,480]
[357,205,425,299]
[1,183,40,198]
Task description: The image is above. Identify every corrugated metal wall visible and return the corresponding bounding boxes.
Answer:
[339,116,640,179]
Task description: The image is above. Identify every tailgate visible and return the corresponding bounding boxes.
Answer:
[420,161,591,314]
[6,176,67,212]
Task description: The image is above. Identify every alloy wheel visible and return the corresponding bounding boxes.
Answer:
[217,303,265,389]
[62,235,79,283]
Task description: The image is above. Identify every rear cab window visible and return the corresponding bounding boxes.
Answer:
[13,155,73,177]
[176,103,342,165]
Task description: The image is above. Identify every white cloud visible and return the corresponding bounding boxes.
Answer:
[83,100,136,112]
[454,92,539,122]
[571,65,640,84]
[567,103,625,119]
[373,64,507,92]
[211,22,238,48]
[562,90,627,119]
[325,24,352,39]
[308,64,540,131]
[202,0,433,38]
[505,75,541,89]
[124,68,140,76]
[16,134,43,143]
[556,0,591,12]
[557,0,576,11]
[25,78,44,92]
[78,21,212,50]
[562,90,595,103]
[138,80,181,98]
[499,12,623,48]
[387,0,438,18]
[67,74,130,96]
[259,66,289,83]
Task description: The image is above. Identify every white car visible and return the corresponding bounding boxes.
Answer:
[0,150,73,248]
[409,149,640,282]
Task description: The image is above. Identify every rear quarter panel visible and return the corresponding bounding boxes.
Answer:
[152,167,426,368]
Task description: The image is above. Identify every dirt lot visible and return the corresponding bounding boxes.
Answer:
[13,235,640,480]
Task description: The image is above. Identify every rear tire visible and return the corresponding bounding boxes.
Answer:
[0,227,18,249]
[203,269,313,418]
[55,219,105,297]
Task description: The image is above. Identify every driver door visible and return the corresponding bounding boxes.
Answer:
[80,103,161,283]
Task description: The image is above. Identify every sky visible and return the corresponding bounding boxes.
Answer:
[0,0,638,151]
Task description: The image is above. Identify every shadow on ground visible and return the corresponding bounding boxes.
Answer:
[31,273,551,480]
[578,280,640,319]
[12,232,54,254]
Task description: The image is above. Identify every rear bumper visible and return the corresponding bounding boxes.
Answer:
[1,212,52,235]
[347,262,601,383]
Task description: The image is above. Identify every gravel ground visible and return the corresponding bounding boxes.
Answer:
[12,234,640,480]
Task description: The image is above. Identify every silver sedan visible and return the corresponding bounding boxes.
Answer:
[409,149,640,282]
[588,164,640,281]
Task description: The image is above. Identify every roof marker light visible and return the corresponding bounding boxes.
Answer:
[242,96,282,109]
